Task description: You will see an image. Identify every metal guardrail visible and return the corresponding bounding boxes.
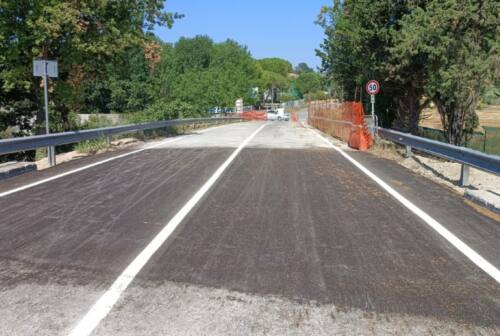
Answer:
[378,127,500,186]
[0,117,242,158]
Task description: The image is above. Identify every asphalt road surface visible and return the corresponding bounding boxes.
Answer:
[0,120,499,336]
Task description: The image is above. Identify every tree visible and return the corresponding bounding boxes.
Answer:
[153,36,259,110]
[295,63,314,74]
[394,0,499,145]
[256,58,293,102]
[258,58,293,77]
[316,0,429,131]
[105,46,153,113]
[0,0,179,135]
[296,72,323,97]
[172,36,214,73]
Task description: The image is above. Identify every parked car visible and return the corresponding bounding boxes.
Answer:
[284,113,290,121]
[267,110,279,121]
[267,108,286,121]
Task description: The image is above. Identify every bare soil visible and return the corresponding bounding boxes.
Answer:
[420,105,500,130]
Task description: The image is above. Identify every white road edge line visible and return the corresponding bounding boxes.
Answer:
[0,122,237,198]
[308,127,500,284]
[68,123,267,336]
[0,137,181,198]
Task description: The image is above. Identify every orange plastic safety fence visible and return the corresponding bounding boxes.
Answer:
[308,100,373,150]
[240,110,268,121]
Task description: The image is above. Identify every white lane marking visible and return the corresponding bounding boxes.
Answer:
[0,137,182,198]
[308,127,500,284]
[68,123,267,336]
[0,122,249,198]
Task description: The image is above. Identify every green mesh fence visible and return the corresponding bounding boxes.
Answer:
[418,126,500,156]
[483,126,500,155]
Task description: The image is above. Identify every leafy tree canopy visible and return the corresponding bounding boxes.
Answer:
[296,72,323,97]
[257,58,293,77]
[0,0,179,134]
[316,0,498,144]
[295,63,314,74]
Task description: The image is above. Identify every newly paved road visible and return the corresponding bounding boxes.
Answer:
[0,121,499,335]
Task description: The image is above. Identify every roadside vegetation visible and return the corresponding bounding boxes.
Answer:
[316,0,499,146]
[0,1,329,162]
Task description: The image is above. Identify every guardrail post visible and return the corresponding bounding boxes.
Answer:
[48,146,56,166]
[405,145,412,158]
[460,164,470,187]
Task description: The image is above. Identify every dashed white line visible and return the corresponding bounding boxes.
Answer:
[68,123,267,336]
[308,127,500,284]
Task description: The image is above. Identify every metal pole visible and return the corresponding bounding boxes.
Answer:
[43,63,49,136]
[460,164,470,187]
[43,61,55,166]
[371,94,376,135]
[405,145,413,158]
[483,129,487,153]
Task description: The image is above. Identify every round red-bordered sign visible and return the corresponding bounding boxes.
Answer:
[366,80,380,95]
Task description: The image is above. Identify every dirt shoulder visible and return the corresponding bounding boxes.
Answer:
[370,140,500,216]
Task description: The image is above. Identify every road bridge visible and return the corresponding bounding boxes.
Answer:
[0,121,499,335]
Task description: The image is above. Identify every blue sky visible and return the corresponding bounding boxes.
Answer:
[154,0,330,69]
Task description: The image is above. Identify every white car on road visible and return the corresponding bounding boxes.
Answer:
[267,108,286,121]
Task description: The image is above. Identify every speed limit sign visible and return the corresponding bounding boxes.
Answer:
[366,80,380,135]
[366,80,380,95]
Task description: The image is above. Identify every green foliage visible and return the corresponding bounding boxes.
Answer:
[127,100,201,124]
[0,0,178,136]
[80,115,118,130]
[317,0,499,143]
[151,37,259,110]
[74,138,110,154]
[307,91,329,101]
[481,85,500,105]
[173,36,214,72]
[296,72,323,97]
[1,1,305,163]
[393,0,498,144]
[254,58,296,103]
[257,58,293,77]
[316,0,428,130]
[295,63,314,74]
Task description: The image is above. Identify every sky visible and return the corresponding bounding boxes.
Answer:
[154,0,330,69]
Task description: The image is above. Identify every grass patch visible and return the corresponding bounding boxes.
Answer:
[74,138,110,154]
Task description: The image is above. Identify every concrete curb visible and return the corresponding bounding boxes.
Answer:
[464,189,500,215]
[0,161,37,181]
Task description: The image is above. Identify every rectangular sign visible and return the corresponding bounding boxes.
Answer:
[33,60,58,78]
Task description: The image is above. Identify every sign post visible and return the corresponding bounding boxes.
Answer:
[365,80,380,135]
[33,60,58,166]
[235,98,243,113]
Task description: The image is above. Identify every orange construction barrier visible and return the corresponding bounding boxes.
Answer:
[291,112,298,122]
[240,110,267,121]
[308,100,373,150]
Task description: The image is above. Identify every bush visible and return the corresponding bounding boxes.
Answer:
[80,115,118,130]
[306,91,329,101]
[127,100,202,124]
[74,138,110,154]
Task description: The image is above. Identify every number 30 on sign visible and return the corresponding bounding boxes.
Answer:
[366,80,380,95]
